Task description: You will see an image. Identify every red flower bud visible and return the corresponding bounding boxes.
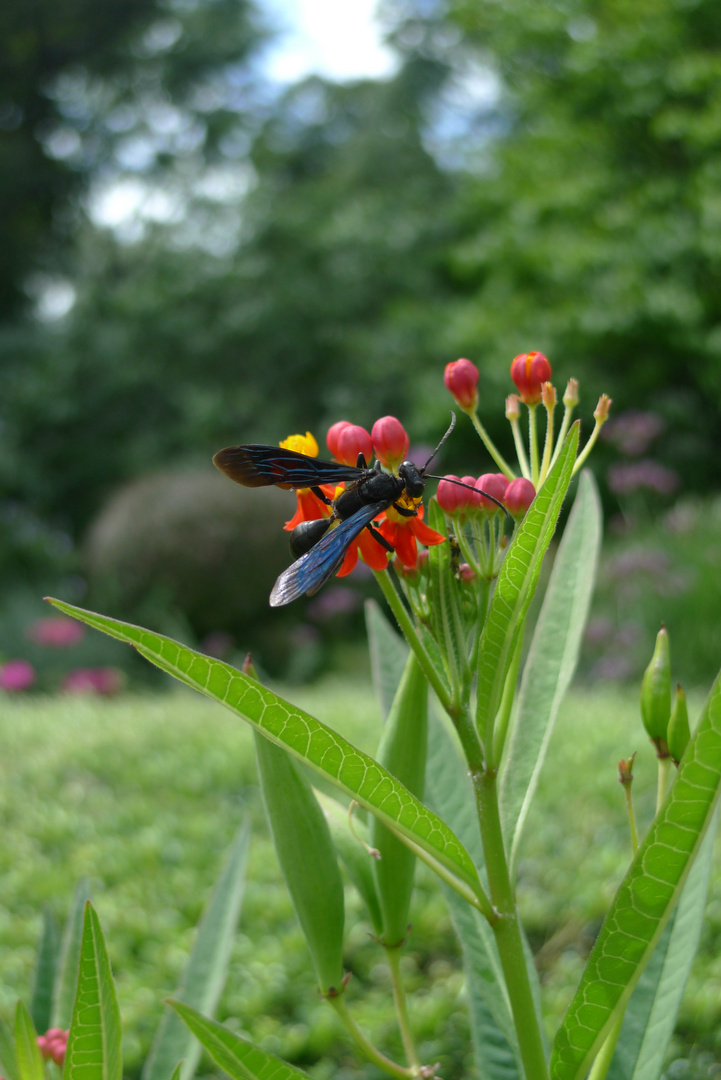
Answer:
[444,358,479,411]
[436,474,464,515]
[510,352,552,405]
[37,1029,68,1067]
[475,473,509,513]
[326,421,351,459]
[460,475,482,512]
[504,477,536,519]
[332,423,373,466]
[371,416,409,469]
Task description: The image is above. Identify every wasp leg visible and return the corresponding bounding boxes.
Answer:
[366,523,394,552]
[311,486,333,505]
[391,501,418,518]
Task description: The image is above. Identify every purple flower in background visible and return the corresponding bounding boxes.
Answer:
[61,667,124,695]
[602,411,665,456]
[306,585,362,622]
[0,659,36,691]
[607,460,679,497]
[27,616,85,647]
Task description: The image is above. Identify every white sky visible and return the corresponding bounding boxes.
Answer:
[260,0,398,83]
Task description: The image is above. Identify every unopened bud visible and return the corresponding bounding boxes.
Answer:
[505,394,521,422]
[640,625,672,749]
[444,358,479,412]
[541,382,557,409]
[617,751,636,785]
[563,379,579,409]
[510,351,552,405]
[503,477,536,519]
[594,394,612,423]
[667,684,691,765]
[242,653,259,680]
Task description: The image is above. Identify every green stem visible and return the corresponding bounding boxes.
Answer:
[538,399,555,486]
[509,416,531,479]
[528,404,540,487]
[491,631,524,768]
[548,403,574,471]
[329,995,413,1079]
[571,416,603,476]
[624,783,639,856]
[385,946,420,1072]
[475,770,549,1080]
[587,1010,624,1080]
[470,412,516,479]
[657,755,672,811]
[374,570,453,716]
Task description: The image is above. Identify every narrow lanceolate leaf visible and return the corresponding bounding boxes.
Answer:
[315,791,384,937]
[255,733,345,994]
[366,599,410,722]
[46,599,485,905]
[500,471,602,878]
[52,878,91,1029]
[476,424,579,753]
[606,812,717,1080]
[30,906,61,1036]
[65,903,122,1080]
[169,1000,311,1080]
[14,1002,43,1080]
[551,671,721,1080]
[0,1014,20,1080]
[142,820,251,1080]
[371,651,429,946]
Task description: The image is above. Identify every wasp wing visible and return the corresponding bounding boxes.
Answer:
[270,501,389,606]
[213,444,362,488]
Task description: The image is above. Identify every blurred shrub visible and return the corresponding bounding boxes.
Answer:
[582,496,721,687]
[83,469,294,652]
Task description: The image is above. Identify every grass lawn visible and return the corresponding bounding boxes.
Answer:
[1,674,720,1078]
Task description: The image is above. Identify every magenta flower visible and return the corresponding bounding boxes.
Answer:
[27,616,85,647]
[37,1029,68,1067]
[0,659,36,692]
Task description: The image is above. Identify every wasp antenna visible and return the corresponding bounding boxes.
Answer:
[422,413,456,474]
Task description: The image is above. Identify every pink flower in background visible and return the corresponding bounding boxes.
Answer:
[61,667,124,695]
[27,616,85,647]
[0,659,35,692]
[37,1028,68,1066]
[607,460,679,497]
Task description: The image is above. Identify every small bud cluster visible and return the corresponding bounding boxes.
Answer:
[37,1029,68,1067]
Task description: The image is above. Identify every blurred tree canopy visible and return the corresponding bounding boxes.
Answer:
[3,0,721,639]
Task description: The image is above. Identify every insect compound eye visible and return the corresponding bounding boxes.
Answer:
[398,461,424,499]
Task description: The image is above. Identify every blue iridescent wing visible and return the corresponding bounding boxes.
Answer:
[270,501,389,606]
[213,444,363,488]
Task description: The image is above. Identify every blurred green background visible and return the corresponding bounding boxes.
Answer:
[3,0,721,684]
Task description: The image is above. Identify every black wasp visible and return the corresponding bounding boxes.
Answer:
[213,415,506,606]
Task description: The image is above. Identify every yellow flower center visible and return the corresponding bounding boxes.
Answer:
[384,492,422,524]
[280,431,319,457]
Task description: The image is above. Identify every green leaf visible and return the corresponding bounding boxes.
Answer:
[366,599,410,721]
[500,470,602,877]
[168,1063,184,1080]
[315,790,384,937]
[142,820,251,1080]
[52,878,91,1029]
[607,811,717,1080]
[370,650,429,946]
[30,906,61,1035]
[0,1014,20,1080]
[550,670,721,1080]
[168,1000,311,1080]
[476,423,580,752]
[14,1002,43,1080]
[64,903,122,1080]
[255,733,345,994]
[46,598,485,905]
